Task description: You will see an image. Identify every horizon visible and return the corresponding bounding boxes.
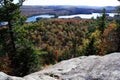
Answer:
[21,5,118,7]
[22,0,120,7]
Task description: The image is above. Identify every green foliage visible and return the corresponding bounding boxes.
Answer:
[58,50,71,61]
[115,6,120,29]
[0,33,5,56]
[11,24,42,76]
[1,0,118,77]
[41,51,56,64]
[0,12,120,76]
[97,8,107,34]
[13,46,41,76]
[0,0,25,25]
[0,0,26,53]
[0,28,12,56]
[84,37,97,56]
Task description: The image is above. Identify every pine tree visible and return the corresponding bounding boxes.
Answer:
[97,8,107,34]
[0,0,27,75]
[84,37,97,56]
[0,0,25,53]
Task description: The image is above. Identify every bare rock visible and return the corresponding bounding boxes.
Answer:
[26,53,120,80]
[1,53,120,80]
[0,72,24,80]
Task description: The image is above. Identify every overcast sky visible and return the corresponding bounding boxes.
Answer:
[22,0,119,6]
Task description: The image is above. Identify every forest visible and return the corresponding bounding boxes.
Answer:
[0,0,120,77]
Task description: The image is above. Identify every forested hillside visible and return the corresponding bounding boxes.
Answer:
[20,6,116,17]
[0,0,120,77]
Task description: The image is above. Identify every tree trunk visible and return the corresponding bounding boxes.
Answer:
[8,21,16,53]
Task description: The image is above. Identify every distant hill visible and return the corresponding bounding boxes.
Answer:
[20,5,116,17]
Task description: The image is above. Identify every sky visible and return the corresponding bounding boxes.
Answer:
[19,0,120,6]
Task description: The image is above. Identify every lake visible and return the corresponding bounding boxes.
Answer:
[59,13,115,19]
[0,22,8,26]
[26,13,116,22]
[26,14,55,22]
[0,13,116,26]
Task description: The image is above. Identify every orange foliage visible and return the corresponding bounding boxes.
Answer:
[55,50,59,61]
[49,18,92,25]
[104,23,116,36]
[108,23,116,29]
[99,22,117,55]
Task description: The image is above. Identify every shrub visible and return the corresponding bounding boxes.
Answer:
[12,46,41,76]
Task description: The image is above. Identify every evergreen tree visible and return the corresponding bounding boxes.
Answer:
[0,0,25,53]
[84,37,97,56]
[116,6,120,29]
[12,23,44,76]
[97,8,107,34]
[97,9,108,55]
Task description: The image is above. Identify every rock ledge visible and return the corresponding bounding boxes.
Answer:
[1,52,120,80]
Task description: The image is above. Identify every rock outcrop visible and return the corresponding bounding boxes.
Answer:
[1,52,120,80]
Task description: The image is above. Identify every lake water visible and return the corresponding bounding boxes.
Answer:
[26,13,116,22]
[26,14,55,22]
[0,22,8,26]
[0,13,116,26]
[59,13,115,19]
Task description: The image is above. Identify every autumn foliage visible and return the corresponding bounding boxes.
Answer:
[0,16,120,76]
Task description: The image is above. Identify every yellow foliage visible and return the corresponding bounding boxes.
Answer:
[82,39,89,46]
[67,41,73,47]
[90,30,101,48]
[90,30,101,39]
[78,39,89,53]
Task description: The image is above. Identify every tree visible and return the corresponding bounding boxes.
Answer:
[0,0,25,53]
[116,6,120,29]
[115,2,120,51]
[13,46,41,76]
[96,9,108,55]
[97,8,107,34]
[84,37,97,56]
[12,23,47,76]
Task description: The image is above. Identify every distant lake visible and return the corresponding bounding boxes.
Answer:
[26,14,55,22]
[59,13,115,19]
[26,13,116,22]
[0,22,8,26]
